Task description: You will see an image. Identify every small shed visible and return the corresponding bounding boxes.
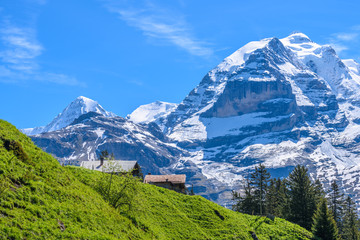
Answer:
[144,174,186,193]
[80,160,142,177]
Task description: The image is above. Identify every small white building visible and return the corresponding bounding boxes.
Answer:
[80,160,141,176]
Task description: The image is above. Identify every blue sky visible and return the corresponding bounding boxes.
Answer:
[1,0,360,129]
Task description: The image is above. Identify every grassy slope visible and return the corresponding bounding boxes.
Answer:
[72,167,313,240]
[0,120,313,239]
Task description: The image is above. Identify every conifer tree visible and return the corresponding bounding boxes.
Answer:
[312,198,339,240]
[328,180,344,235]
[314,179,325,203]
[243,178,256,214]
[266,178,277,216]
[232,178,255,215]
[279,178,292,219]
[99,150,109,161]
[250,163,271,215]
[342,195,360,240]
[232,190,241,212]
[266,178,287,218]
[288,165,317,230]
[190,184,195,195]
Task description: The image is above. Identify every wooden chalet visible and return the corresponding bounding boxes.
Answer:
[143,174,186,193]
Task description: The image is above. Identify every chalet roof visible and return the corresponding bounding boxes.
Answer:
[144,174,186,184]
[80,160,138,172]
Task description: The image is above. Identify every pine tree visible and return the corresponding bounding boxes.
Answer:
[342,195,360,240]
[312,198,339,240]
[232,178,255,215]
[232,190,241,212]
[279,178,291,220]
[250,163,271,215]
[288,165,317,230]
[266,178,277,216]
[314,179,325,203]
[190,184,195,195]
[266,178,287,218]
[98,149,111,166]
[328,180,344,235]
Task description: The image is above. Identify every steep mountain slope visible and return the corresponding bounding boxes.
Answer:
[22,96,115,135]
[0,119,312,239]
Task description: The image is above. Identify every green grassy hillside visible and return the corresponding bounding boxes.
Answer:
[0,119,312,239]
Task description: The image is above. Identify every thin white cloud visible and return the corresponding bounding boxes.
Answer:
[105,2,214,58]
[127,79,144,86]
[0,21,84,86]
[330,43,348,54]
[0,65,86,87]
[328,28,360,56]
[334,33,358,42]
[37,73,86,86]
[30,0,47,5]
[350,25,360,31]
[0,25,42,70]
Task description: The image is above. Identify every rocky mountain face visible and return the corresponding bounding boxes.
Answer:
[26,32,360,208]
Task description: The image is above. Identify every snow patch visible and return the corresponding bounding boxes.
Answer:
[127,101,178,124]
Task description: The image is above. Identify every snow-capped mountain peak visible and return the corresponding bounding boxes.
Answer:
[127,101,178,124]
[76,96,99,112]
[66,96,115,118]
[280,33,360,102]
[216,37,272,72]
[22,96,116,135]
[284,32,312,44]
[280,32,326,61]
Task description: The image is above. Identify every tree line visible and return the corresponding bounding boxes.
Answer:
[232,164,360,240]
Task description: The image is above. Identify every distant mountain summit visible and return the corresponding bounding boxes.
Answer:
[22,96,116,135]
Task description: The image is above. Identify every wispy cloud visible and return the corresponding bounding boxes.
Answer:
[334,33,358,41]
[0,24,42,71]
[36,72,85,86]
[329,42,349,54]
[0,64,85,86]
[0,20,84,86]
[104,1,214,58]
[127,79,144,86]
[328,27,360,56]
[31,0,47,5]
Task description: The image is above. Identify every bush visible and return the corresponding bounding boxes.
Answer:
[2,138,30,164]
